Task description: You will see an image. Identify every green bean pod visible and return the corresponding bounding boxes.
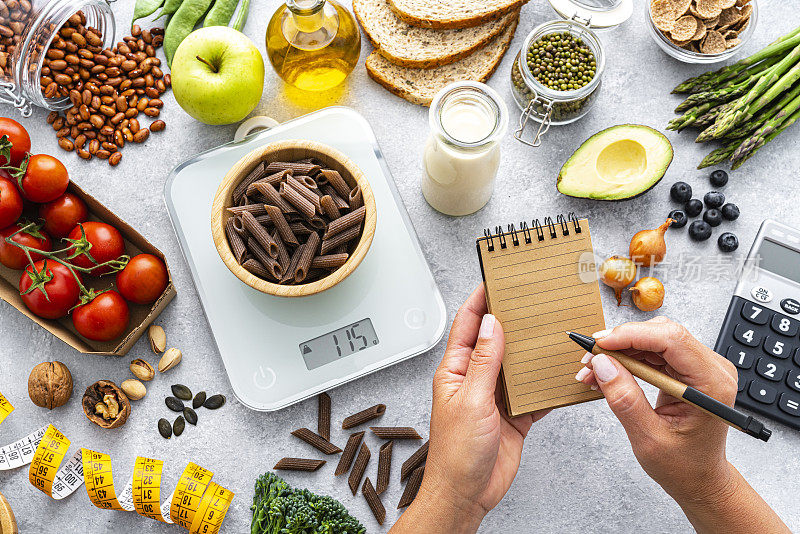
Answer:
[159,0,185,19]
[132,0,165,25]
[204,0,240,27]
[164,0,215,66]
[232,0,250,31]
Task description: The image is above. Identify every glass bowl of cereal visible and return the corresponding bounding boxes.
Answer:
[647,0,757,63]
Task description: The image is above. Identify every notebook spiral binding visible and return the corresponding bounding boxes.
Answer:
[483,212,582,252]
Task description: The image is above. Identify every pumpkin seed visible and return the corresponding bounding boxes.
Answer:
[183,407,198,425]
[165,396,184,412]
[158,418,172,439]
[203,394,226,409]
[192,391,206,409]
[171,384,192,401]
[173,416,185,436]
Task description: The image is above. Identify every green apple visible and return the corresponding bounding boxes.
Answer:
[171,26,265,125]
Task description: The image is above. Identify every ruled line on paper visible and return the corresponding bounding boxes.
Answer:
[483,238,571,259]
[504,312,597,334]
[500,291,594,313]
[502,303,591,323]
[496,271,576,291]
[495,247,585,270]
[505,315,598,345]
[512,367,581,386]
[518,389,597,409]
[508,349,577,365]
[498,280,585,302]
[496,252,584,280]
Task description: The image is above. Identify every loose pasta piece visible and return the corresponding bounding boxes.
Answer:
[398,465,424,509]
[287,177,322,214]
[348,443,371,495]
[370,427,422,440]
[324,206,366,240]
[243,259,271,279]
[280,244,305,284]
[294,232,320,283]
[232,215,248,238]
[253,182,296,214]
[289,222,313,236]
[265,161,320,176]
[349,186,363,209]
[400,440,428,481]
[334,244,349,255]
[225,217,247,265]
[246,238,282,280]
[271,230,291,271]
[280,182,316,219]
[241,211,279,258]
[265,205,299,246]
[321,169,351,198]
[318,392,331,441]
[319,195,341,220]
[273,458,325,472]
[291,428,342,455]
[293,175,319,191]
[245,169,292,196]
[315,172,329,186]
[362,478,386,526]
[376,440,393,495]
[311,254,349,270]
[335,431,365,476]
[255,214,273,226]
[228,204,267,217]
[320,225,361,255]
[342,404,386,429]
[321,185,350,210]
[233,162,266,204]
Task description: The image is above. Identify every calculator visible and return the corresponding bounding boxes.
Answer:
[715,219,800,431]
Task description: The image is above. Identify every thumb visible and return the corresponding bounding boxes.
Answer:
[463,314,504,399]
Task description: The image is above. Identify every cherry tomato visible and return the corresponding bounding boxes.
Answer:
[39,192,89,238]
[0,118,31,167]
[0,223,52,270]
[19,259,81,319]
[67,221,125,275]
[18,154,69,203]
[72,290,129,341]
[0,172,23,229]
[116,253,168,304]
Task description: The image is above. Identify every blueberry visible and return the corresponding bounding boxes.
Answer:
[703,209,722,227]
[718,232,739,252]
[704,190,725,209]
[721,203,740,221]
[685,198,703,217]
[710,170,729,188]
[670,182,693,203]
[689,220,712,241]
[668,210,688,228]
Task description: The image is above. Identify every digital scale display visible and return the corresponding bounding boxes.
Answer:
[300,319,380,370]
[759,239,800,284]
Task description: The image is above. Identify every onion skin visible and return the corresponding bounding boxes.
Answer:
[630,218,673,267]
[630,277,665,312]
[599,256,637,306]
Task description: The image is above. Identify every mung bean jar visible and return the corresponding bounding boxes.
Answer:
[0,0,115,116]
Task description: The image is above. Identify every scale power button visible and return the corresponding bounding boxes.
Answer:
[253,366,276,390]
[404,308,426,329]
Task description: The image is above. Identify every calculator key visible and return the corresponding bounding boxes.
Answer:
[725,346,754,369]
[751,286,773,303]
[733,324,761,347]
[788,370,800,393]
[755,358,786,382]
[778,393,800,417]
[763,336,792,359]
[770,314,800,337]
[741,302,770,325]
[737,378,747,393]
[781,298,800,315]
[795,347,800,367]
[748,381,777,404]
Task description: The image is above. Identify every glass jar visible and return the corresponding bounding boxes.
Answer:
[422,81,508,217]
[511,19,605,147]
[0,0,115,117]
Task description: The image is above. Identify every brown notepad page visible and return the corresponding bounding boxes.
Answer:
[476,216,606,417]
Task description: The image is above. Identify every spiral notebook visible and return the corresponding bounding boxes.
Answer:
[476,214,606,417]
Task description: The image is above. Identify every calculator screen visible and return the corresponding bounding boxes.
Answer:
[758,239,800,283]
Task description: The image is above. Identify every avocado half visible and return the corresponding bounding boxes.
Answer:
[557,124,674,201]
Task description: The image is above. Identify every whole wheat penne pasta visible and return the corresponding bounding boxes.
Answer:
[335,431,365,476]
[247,238,282,280]
[291,428,342,455]
[253,182,296,214]
[320,225,361,255]
[241,212,279,258]
[324,206,366,240]
[398,465,424,508]
[280,244,305,284]
[271,229,291,271]
[245,169,292,196]
[376,441,393,495]
[315,172,329,186]
[401,440,428,481]
[273,458,326,472]
[348,186,363,209]
[265,161,321,176]
[321,185,350,210]
[287,177,322,214]
[242,259,272,280]
[294,232,320,283]
[334,244,349,255]
[319,195,341,220]
[321,169,351,198]
[280,182,316,219]
[294,175,319,191]
[307,216,327,231]
[318,392,331,441]
[254,214,274,227]
[265,205,299,246]
[289,222,313,236]
[232,215,248,237]
[225,218,248,265]
[362,478,386,526]
[233,161,266,204]
[311,254,349,270]
[370,427,422,440]
[348,443,370,495]
[342,404,386,429]
[227,204,267,217]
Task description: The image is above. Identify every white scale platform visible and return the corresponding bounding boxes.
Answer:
[165,107,447,411]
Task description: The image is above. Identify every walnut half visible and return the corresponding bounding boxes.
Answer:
[82,381,130,429]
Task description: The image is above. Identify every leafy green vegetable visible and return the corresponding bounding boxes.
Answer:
[251,472,366,534]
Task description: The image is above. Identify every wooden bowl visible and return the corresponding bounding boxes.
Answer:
[211,140,377,298]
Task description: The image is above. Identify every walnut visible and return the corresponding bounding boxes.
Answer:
[28,361,73,409]
[82,381,130,429]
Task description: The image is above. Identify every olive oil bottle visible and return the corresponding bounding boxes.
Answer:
[266,0,361,92]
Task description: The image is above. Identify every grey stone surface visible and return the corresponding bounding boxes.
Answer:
[1,0,799,532]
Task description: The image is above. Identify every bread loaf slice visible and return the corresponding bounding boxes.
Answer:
[354,0,517,68]
[365,17,518,106]
[387,0,529,29]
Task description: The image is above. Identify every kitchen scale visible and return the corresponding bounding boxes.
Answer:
[165,107,447,411]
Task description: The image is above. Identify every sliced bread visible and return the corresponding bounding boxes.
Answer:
[365,17,518,106]
[354,0,517,68]
[387,0,529,29]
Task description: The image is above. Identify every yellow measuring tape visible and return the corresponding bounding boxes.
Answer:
[0,392,233,533]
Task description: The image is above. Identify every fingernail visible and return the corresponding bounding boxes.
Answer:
[580,352,594,364]
[592,354,618,382]
[479,314,496,340]
[575,367,591,381]
[592,329,612,339]
[590,385,598,391]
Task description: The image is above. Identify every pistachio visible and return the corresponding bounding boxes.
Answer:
[158,348,182,373]
[130,359,155,381]
[121,379,146,401]
[149,325,166,353]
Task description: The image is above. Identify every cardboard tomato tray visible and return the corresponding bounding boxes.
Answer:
[0,181,176,356]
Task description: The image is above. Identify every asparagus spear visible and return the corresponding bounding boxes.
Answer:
[694,101,736,130]
[730,90,800,164]
[674,79,754,113]
[667,102,714,131]
[727,79,800,137]
[697,138,744,169]
[731,106,800,169]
